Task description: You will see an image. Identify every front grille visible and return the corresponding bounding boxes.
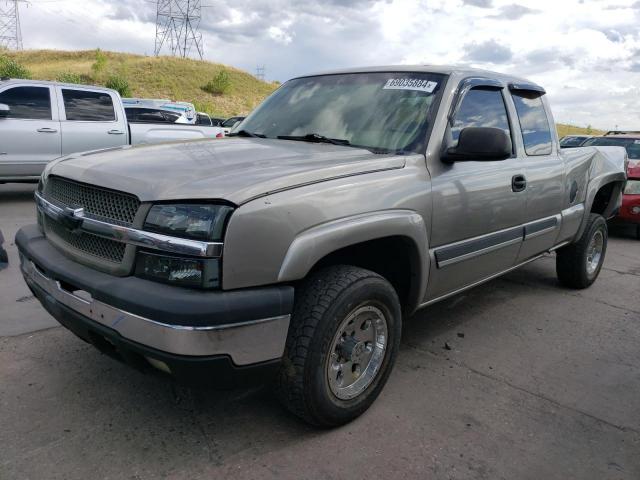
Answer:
[46,218,126,263]
[46,176,140,226]
[42,176,139,269]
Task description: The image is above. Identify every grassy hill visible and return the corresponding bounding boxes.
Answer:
[3,50,278,118]
[556,123,604,138]
[2,50,607,134]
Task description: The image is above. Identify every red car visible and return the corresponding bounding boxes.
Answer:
[619,161,640,238]
[583,134,640,239]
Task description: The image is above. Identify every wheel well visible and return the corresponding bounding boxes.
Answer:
[591,183,615,215]
[309,236,421,314]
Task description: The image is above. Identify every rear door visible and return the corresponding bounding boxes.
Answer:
[426,82,527,299]
[57,87,128,155]
[0,84,61,179]
[507,87,566,261]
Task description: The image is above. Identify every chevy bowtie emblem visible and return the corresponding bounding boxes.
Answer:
[60,206,85,230]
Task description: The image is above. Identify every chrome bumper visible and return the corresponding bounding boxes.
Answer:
[21,256,290,366]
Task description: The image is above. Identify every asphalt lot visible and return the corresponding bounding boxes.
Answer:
[1,183,639,480]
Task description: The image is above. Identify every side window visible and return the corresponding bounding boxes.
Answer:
[451,88,511,145]
[511,92,552,155]
[0,86,52,120]
[62,89,116,122]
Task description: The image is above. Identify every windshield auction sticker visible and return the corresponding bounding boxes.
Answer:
[383,78,438,93]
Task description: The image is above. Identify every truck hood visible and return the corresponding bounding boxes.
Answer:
[47,138,406,204]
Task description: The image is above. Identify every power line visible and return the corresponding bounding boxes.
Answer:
[0,0,23,50]
[154,0,203,60]
[255,65,265,81]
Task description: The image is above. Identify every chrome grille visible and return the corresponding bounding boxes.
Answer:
[42,176,139,269]
[46,176,140,226]
[46,218,126,263]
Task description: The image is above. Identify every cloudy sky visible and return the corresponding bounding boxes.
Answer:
[16,0,640,129]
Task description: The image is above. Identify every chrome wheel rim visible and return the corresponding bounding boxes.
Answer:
[326,304,388,400]
[586,230,604,275]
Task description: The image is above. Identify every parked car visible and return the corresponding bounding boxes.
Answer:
[210,117,225,127]
[582,133,640,160]
[221,115,245,134]
[17,66,627,426]
[618,161,640,238]
[559,135,592,148]
[0,80,224,183]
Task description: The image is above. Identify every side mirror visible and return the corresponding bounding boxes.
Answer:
[0,104,9,118]
[444,127,512,162]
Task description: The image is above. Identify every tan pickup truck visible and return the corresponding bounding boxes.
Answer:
[17,66,627,426]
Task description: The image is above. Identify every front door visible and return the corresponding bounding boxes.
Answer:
[0,85,61,179]
[426,85,526,300]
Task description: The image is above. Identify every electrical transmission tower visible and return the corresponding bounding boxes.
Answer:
[154,0,203,60]
[0,0,23,51]
[255,65,265,81]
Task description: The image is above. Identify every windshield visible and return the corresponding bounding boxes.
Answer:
[583,136,640,159]
[239,72,446,153]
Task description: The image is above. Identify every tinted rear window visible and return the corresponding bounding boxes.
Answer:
[512,92,552,155]
[125,107,180,124]
[0,86,51,120]
[62,89,115,121]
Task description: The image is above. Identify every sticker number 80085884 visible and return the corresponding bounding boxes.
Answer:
[383,78,438,93]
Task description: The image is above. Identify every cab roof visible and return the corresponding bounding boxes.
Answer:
[0,78,117,93]
[294,65,543,91]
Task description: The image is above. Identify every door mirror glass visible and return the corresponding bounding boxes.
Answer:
[0,103,9,117]
[444,127,512,161]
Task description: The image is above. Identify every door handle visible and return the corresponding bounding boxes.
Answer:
[512,174,527,192]
[107,129,125,135]
[36,128,58,133]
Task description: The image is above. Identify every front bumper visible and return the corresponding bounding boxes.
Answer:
[16,225,294,386]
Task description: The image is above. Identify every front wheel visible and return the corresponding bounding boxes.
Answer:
[556,213,608,289]
[276,265,402,427]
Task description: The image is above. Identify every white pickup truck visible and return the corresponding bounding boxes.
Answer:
[0,79,224,183]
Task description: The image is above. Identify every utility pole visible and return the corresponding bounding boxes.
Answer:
[0,0,23,51]
[255,65,265,81]
[154,0,203,60]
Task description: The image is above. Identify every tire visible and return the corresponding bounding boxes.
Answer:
[556,213,608,289]
[276,265,402,427]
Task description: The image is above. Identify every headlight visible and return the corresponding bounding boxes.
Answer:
[135,251,220,289]
[135,203,233,289]
[143,204,234,241]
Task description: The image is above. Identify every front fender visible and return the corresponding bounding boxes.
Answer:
[277,210,429,311]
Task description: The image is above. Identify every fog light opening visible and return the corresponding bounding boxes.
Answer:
[146,356,172,374]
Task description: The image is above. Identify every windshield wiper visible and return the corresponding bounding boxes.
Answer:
[277,133,351,147]
[228,130,266,138]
